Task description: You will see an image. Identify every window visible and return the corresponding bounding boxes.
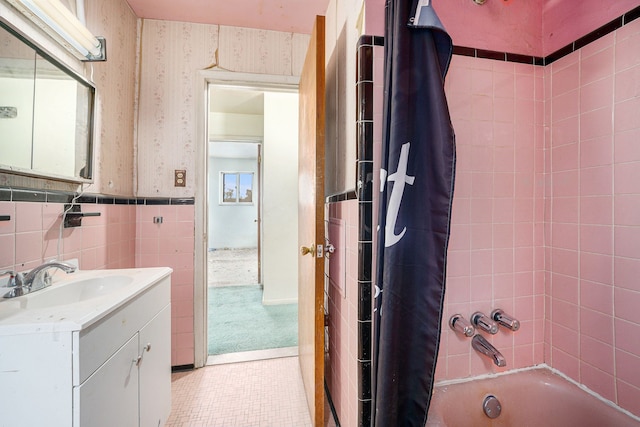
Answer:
[221,172,253,204]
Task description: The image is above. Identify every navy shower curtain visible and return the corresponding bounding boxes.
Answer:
[371,0,455,425]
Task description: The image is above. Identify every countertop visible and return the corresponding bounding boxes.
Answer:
[0,267,172,335]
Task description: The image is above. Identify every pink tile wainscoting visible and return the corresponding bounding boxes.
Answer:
[326,200,360,427]
[0,201,195,367]
[136,204,195,366]
[0,202,135,272]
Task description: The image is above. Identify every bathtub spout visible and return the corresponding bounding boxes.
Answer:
[471,334,506,367]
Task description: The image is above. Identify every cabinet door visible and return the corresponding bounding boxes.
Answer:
[139,304,172,427]
[0,333,73,427]
[74,334,139,427]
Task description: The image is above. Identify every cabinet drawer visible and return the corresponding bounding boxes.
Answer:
[73,276,170,385]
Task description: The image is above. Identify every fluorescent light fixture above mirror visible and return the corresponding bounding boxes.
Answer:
[6,0,106,61]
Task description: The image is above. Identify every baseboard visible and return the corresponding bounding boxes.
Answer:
[325,380,341,426]
[261,297,298,305]
[171,364,195,372]
[206,347,298,365]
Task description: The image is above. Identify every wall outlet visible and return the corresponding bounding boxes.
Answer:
[0,106,17,118]
[175,170,186,187]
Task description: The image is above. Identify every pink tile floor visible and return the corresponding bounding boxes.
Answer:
[167,357,313,427]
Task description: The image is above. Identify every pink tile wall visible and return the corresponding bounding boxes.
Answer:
[0,200,195,368]
[435,54,546,381]
[0,202,135,273]
[329,7,640,424]
[546,19,640,416]
[326,201,360,427]
[136,204,195,367]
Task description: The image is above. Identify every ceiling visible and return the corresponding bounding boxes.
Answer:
[124,0,330,34]
[210,87,264,115]
[209,141,258,158]
[208,88,263,159]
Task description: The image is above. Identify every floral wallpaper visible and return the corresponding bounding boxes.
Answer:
[136,19,310,197]
[85,0,138,197]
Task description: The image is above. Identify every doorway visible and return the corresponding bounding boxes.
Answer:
[207,140,261,289]
[205,83,301,364]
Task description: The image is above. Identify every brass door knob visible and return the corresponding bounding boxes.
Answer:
[300,245,315,256]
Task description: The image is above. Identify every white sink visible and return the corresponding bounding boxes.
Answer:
[1,275,133,310]
[20,276,134,309]
[0,267,172,334]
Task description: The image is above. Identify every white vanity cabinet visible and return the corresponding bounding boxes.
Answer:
[74,305,171,426]
[0,268,172,427]
[73,276,172,427]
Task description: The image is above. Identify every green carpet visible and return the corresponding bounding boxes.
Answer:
[208,285,298,355]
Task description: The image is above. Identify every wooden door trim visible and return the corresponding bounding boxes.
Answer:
[297,15,326,427]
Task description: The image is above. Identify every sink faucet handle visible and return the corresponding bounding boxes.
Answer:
[471,311,499,334]
[36,270,54,287]
[1,270,15,287]
[0,271,24,287]
[491,308,520,331]
[449,314,475,337]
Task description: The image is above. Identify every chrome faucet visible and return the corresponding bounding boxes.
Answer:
[2,261,77,298]
[449,314,475,337]
[471,334,506,367]
[491,308,520,331]
[471,311,499,334]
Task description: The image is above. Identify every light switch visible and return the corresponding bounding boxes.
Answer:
[175,170,186,187]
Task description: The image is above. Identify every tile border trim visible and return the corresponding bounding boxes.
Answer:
[0,187,194,205]
[451,4,640,65]
[357,5,640,67]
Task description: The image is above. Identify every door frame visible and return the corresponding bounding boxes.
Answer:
[194,71,299,368]
[208,138,262,282]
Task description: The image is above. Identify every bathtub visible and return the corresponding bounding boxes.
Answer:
[426,366,640,427]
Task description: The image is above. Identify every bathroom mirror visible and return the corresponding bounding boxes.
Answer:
[0,20,95,182]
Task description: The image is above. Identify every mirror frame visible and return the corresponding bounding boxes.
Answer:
[0,18,96,183]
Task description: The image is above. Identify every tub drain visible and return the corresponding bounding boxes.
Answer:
[483,395,502,419]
